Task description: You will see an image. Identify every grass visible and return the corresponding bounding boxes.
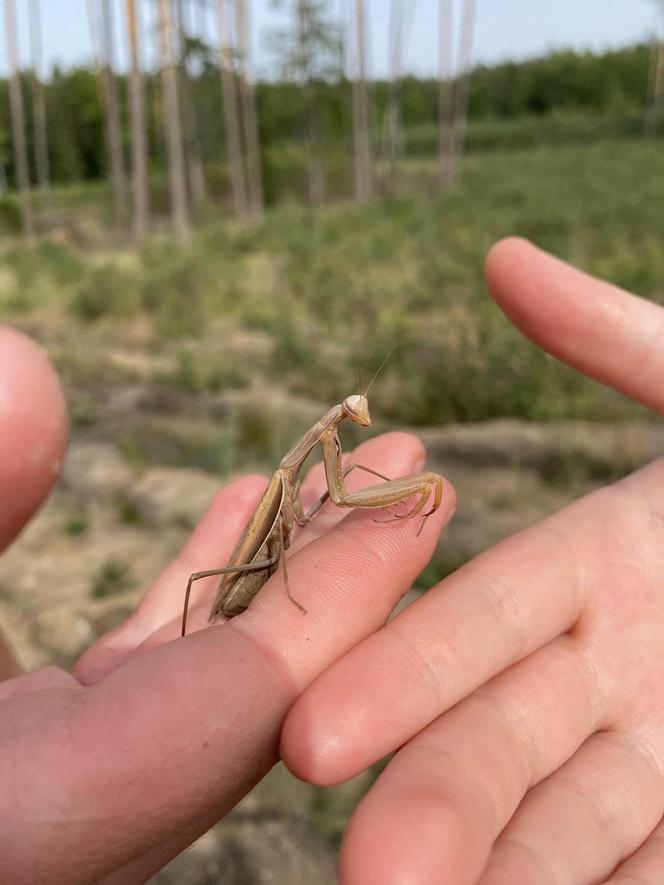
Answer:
[90,558,132,599]
[1,129,663,474]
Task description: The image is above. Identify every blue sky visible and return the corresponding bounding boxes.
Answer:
[0,0,660,79]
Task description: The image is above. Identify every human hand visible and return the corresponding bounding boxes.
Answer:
[280,238,664,884]
[0,323,456,884]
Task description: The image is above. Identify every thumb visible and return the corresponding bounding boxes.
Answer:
[0,326,68,551]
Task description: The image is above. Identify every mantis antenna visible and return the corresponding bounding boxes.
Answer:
[364,344,398,397]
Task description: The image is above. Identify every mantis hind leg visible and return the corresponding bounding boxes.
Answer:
[182,558,278,636]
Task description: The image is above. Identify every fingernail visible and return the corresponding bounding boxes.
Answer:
[414,456,426,473]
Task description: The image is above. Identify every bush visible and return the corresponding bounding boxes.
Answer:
[70,263,139,321]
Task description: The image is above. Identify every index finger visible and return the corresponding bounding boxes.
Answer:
[486,237,664,415]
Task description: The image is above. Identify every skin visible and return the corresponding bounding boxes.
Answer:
[0,237,662,883]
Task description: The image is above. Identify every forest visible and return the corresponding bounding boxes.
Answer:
[0,0,662,243]
[0,42,654,187]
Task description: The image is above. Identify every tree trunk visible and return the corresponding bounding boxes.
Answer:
[438,0,454,187]
[351,0,372,201]
[442,0,476,189]
[176,0,208,209]
[297,0,325,207]
[4,0,35,241]
[387,0,407,193]
[158,0,191,242]
[125,0,150,240]
[28,0,51,201]
[646,18,664,136]
[236,0,264,216]
[99,0,129,223]
[215,0,249,218]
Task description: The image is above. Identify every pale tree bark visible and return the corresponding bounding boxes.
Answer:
[99,0,129,222]
[176,0,208,208]
[297,0,325,207]
[646,3,664,136]
[28,0,51,201]
[125,0,150,240]
[4,0,35,241]
[438,0,453,186]
[442,0,476,189]
[215,0,249,218]
[158,0,191,242]
[386,0,407,192]
[351,0,372,201]
[236,0,264,216]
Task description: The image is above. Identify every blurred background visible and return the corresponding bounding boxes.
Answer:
[1,1,664,881]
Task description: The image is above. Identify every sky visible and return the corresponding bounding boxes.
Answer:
[0,0,661,80]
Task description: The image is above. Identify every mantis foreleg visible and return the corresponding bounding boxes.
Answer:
[294,462,392,526]
[321,431,443,534]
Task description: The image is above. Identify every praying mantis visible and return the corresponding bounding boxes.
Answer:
[181,390,444,636]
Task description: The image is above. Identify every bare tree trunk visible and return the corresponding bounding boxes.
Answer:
[99,0,129,223]
[158,0,191,242]
[655,41,664,127]
[646,13,664,137]
[176,0,208,208]
[215,0,249,218]
[351,0,372,201]
[442,0,476,189]
[438,0,454,187]
[236,0,264,216]
[4,0,35,241]
[297,0,325,207]
[28,0,51,203]
[386,0,406,193]
[125,0,150,240]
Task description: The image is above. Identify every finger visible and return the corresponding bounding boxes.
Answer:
[76,431,430,684]
[282,478,603,784]
[605,817,664,884]
[485,237,664,415]
[74,473,268,683]
[126,431,447,651]
[1,443,455,882]
[0,326,68,550]
[480,730,664,885]
[284,452,664,785]
[339,636,604,885]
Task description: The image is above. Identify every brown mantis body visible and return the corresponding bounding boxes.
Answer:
[181,394,443,635]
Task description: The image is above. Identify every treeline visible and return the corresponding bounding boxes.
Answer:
[0,42,654,191]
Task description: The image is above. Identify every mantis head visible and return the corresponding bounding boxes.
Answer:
[343,394,371,427]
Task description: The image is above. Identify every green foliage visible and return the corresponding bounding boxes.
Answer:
[0,195,22,234]
[3,132,663,433]
[64,515,88,537]
[0,43,656,196]
[90,558,131,599]
[139,242,207,337]
[70,263,140,321]
[168,348,248,394]
[70,393,100,428]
